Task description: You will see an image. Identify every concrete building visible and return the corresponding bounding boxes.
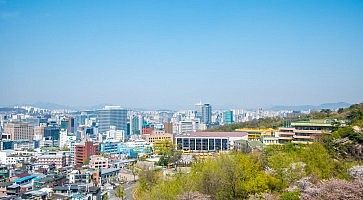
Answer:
[74,140,99,167]
[235,128,274,141]
[89,155,109,169]
[276,120,334,144]
[34,125,46,140]
[174,121,194,134]
[176,131,248,152]
[44,124,60,147]
[97,106,127,134]
[37,152,67,169]
[4,122,34,141]
[106,126,125,142]
[142,131,173,144]
[163,122,173,134]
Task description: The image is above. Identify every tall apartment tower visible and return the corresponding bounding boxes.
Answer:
[97,106,127,134]
[130,115,143,135]
[202,103,212,125]
[4,122,34,141]
[195,101,203,120]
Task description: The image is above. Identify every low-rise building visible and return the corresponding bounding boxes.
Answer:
[37,152,67,169]
[89,155,109,169]
[143,131,173,144]
[235,128,274,141]
[276,120,334,144]
[175,131,248,152]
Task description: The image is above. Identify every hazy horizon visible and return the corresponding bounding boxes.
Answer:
[1,0,362,109]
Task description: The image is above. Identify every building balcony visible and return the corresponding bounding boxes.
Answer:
[293,130,323,134]
[276,131,295,136]
[293,135,312,139]
[278,136,293,140]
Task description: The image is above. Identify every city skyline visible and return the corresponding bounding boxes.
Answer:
[1,0,362,109]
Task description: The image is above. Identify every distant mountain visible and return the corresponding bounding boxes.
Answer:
[268,102,351,111]
[29,102,74,110]
[22,102,114,111]
[0,107,27,113]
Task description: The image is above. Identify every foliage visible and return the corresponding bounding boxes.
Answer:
[137,153,278,200]
[115,185,126,200]
[83,159,90,165]
[177,192,211,200]
[210,117,284,131]
[155,139,182,167]
[102,193,110,200]
[138,169,162,192]
[265,143,349,182]
[153,139,174,155]
[280,191,300,200]
[135,103,363,200]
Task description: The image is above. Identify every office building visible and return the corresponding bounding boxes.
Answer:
[202,104,212,125]
[44,124,60,147]
[4,122,34,141]
[223,110,234,124]
[130,115,144,135]
[74,140,99,167]
[97,106,127,134]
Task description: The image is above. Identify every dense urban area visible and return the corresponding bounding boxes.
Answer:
[0,102,362,200]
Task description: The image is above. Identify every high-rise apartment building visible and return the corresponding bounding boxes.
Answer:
[4,122,34,141]
[97,106,127,134]
[202,103,212,125]
[130,115,143,135]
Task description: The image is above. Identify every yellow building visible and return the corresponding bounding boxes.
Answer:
[235,128,274,141]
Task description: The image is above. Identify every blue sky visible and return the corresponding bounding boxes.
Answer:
[0,0,362,109]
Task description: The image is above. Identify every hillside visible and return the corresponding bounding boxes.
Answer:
[136,103,363,200]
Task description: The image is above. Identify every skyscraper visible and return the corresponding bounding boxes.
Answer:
[202,103,212,125]
[195,101,203,120]
[97,106,127,134]
[130,115,143,135]
[223,110,234,124]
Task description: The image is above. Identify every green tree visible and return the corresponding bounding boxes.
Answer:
[102,193,110,200]
[115,185,126,200]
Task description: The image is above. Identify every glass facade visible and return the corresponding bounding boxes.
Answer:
[176,137,231,152]
[98,108,127,134]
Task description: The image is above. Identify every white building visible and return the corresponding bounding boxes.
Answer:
[106,126,125,142]
[37,152,67,169]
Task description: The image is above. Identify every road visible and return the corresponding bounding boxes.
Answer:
[124,181,137,200]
